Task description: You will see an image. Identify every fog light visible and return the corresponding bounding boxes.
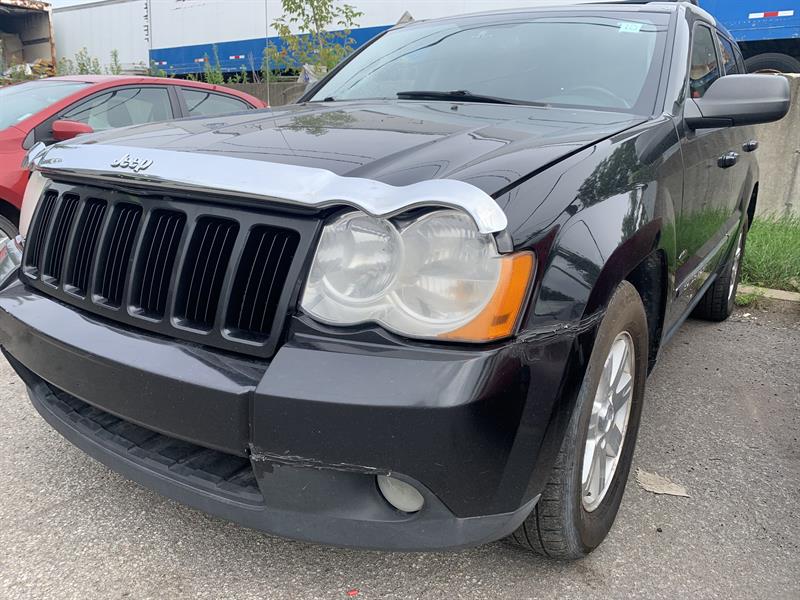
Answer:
[377,475,425,513]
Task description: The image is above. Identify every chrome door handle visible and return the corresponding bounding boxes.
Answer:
[718,151,739,169]
[743,140,759,153]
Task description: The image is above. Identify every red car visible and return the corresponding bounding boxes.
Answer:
[0,75,266,239]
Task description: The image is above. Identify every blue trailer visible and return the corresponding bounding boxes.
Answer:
[700,1,800,71]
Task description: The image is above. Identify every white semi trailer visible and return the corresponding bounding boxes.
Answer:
[51,0,800,76]
[52,0,580,75]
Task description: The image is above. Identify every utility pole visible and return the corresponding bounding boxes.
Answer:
[264,0,271,106]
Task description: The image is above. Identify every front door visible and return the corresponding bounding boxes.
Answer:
[673,23,751,319]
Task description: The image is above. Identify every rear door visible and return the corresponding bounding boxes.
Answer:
[674,23,750,312]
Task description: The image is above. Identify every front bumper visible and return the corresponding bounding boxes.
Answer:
[0,281,586,551]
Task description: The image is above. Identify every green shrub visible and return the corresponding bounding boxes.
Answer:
[741,216,800,292]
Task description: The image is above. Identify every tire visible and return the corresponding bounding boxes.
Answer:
[692,221,747,322]
[510,281,648,559]
[745,52,800,74]
[0,214,18,241]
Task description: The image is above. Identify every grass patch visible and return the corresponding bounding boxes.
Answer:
[741,216,800,292]
[735,289,764,309]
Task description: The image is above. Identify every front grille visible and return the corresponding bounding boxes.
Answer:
[22,182,318,358]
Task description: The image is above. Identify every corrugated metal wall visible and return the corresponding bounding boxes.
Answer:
[53,0,149,71]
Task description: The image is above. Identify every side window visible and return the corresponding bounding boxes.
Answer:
[717,35,740,75]
[733,42,747,74]
[62,87,173,131]
[182,88,251,117]
[690,26,720,98]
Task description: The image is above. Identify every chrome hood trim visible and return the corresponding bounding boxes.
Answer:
[29,143,508,235]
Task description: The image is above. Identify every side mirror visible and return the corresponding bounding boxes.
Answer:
[52,120,94,142]
[685,74,791,130]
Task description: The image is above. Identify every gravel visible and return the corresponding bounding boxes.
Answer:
[1,309,798,600]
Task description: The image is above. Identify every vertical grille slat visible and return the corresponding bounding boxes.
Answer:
[96,204,142,307]
[190,223,220,323]
[42,194,80,284]
[24,191,59,274]
[21,183,308,358]
[203,224,234,324]
[67,199,108,296]
[226,226,299,340]
[176,217,238,330]
[153,215,183,312]
[258,236,290,332]
[67,198,108,296]
[131,210,185,318]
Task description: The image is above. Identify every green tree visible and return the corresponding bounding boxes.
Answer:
[74,47,102,75]
[147,60,168,78]
[203,45,224,85]
[108,49,123,75]
[57,57,76,76]
[264,0,363,78]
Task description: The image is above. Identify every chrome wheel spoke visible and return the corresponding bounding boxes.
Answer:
[582,439,597,485]
[598,361,612,401]
[610,343,625,388]
[729,231,744,301]
[614,373,633,410]
[595,447,606,493]
[605,425,623,456]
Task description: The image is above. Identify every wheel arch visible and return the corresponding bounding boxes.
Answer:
[581,222,667,372]
[746,183,758,227]
[526,213,668,372]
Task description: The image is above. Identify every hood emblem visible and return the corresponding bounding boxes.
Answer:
[110,154,153,173]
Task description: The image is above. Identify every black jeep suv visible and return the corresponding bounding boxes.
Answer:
[1,1,790,558]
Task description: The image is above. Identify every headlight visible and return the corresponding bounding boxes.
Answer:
[301,209,534,342]
[20,171,50,237]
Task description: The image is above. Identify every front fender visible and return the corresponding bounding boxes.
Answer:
[517,118,682,334]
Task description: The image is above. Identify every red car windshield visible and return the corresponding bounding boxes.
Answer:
[0,80,90,131]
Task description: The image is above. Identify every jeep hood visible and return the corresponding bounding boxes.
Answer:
[71,101,646,197]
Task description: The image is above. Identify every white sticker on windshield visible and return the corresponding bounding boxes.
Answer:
[618,22,643,33]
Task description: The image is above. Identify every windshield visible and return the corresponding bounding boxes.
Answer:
[311,13,670,113]
[0,80,90,131]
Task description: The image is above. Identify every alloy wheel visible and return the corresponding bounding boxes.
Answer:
[581,332,635,512]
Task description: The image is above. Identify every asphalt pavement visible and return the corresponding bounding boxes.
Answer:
[1,309,798,600]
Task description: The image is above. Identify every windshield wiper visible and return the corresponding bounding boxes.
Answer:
[397,90,545,106]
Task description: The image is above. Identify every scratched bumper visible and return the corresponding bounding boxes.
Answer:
[0,281,588,550]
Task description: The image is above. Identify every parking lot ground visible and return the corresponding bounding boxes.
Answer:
[0,309,798,600]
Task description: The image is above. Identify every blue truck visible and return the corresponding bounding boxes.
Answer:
[701,0,800,72]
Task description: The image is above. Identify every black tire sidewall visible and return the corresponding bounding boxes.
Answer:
[0,215,18,240]
[562,282,649,554]
[745,52,800,73]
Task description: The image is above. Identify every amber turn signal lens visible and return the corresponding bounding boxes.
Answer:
[439,251,535,342]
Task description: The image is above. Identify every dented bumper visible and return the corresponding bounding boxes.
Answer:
[0,281,586,550]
